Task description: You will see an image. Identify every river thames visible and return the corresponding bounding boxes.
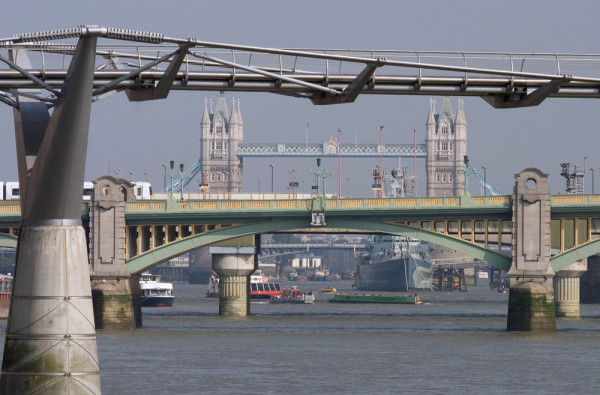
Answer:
[1,281,600,394]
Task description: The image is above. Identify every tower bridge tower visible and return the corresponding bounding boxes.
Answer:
[200,92,244,194]
[426,97,467,197]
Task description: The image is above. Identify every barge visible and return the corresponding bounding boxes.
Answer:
[328,293,421,304]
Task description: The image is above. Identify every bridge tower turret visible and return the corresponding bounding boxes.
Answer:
[200,92,244,195]
[425,97,467,197]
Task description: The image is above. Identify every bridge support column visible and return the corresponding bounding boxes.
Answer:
[554,259,587,318]
[1,34,101,392]
[507,169,556,331]
[211,246,256,316]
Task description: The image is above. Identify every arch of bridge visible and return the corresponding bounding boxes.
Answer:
[550,239,600,272]
[0,234,17,249]
[125,218,511,274]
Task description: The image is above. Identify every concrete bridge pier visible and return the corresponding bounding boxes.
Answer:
[1,34,101,393]
[210,246,256,316]
[507,169,556,331]
[553,259,587,318]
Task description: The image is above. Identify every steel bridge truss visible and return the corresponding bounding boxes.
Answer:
[2,26,600,111]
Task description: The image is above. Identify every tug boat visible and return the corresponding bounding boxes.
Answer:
[0,273,13,318]
[139,272,174,307]
[270,286,315,304]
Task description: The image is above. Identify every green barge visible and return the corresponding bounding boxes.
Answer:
[328,293,421,304]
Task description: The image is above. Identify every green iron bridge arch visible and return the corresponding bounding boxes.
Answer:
[3,194,600,274]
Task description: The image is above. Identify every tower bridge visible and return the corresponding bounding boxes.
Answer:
[3,26,600,392]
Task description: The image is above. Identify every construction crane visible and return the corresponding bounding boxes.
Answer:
[463,156,505,196]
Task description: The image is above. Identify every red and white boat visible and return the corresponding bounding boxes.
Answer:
[250,270,282,299]
[206,270,283,299]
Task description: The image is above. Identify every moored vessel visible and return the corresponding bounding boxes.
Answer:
[355,235,433,292]
[0,273,13,318]
[328,292,421,304]
[139,272,174,307]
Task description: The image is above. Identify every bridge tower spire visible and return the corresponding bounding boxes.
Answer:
[200,92,243,196]
[425,97,467,197]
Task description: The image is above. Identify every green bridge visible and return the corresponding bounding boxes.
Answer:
[2,185,599,275]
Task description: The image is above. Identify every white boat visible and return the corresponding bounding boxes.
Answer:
[139,272,174,307]
[207,274,219,298]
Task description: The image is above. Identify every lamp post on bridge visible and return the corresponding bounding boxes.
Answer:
[269,164,275,193]
[167,160,185,200]
[200,169,209,199]
[482,166,487,196]
[590,168,596,194]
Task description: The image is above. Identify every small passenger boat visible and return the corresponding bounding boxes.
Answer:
[250,270,283,299]
[328,292,421,304]
[270,286,315,304]
[139,272,174,307]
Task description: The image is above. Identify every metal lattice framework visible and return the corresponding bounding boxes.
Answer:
[236,143,427,157]
[2,25,600,109]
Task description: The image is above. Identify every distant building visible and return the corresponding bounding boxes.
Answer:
[200,92,244,193]
[292,255,322,269]
[426,97,467,197]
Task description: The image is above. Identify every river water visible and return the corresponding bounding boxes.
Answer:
[1,281,600,394]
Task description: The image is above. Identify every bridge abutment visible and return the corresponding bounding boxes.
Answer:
[507,169,556,331]
[553,259,587,318]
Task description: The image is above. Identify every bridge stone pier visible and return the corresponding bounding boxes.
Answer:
[88,176,141,329]
[507,169,556,331]
[210,236,258,316]
[554,259,587,318]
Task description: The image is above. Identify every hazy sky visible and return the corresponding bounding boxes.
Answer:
[1,1,599,196]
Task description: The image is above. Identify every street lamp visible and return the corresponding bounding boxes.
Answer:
[379,125,384,198]
[269,164,275,193]
[482,166,487,196]
[222,171,229,199]
[590,168,595,194]
[338,128,342,198]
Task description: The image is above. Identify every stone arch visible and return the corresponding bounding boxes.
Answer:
[125,218,510,274]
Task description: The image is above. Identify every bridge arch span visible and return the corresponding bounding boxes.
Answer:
[125,218,511,274]
[0,234,17,249]
[551,239,600,272]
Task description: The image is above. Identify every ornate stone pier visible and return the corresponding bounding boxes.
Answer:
[554,259,587,318]
[507,169,556,331]
[89,177,140,329]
